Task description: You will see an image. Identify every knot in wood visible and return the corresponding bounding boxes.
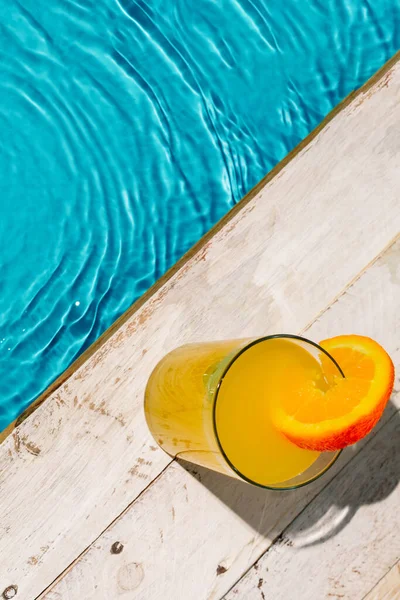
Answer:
[2,586,18,599]
[111,541,124,554]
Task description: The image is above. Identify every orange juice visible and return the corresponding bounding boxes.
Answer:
[145,336,342,488]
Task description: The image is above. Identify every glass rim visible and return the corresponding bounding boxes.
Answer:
[211,334,345,491]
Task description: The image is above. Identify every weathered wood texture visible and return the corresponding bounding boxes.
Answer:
[226,412,400,600]
[364,561,400,600]
[0,56,399,600]
[40,237,400,600]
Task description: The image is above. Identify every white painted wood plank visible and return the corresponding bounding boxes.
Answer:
[363,561,400,600]
[1,57,400,599]
[40,237,400,600]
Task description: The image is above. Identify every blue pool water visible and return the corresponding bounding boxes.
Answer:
[0,0,399,430]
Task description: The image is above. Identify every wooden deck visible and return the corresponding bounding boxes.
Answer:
[1,54,400,600]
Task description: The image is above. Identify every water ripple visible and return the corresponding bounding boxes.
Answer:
[0,0,400,428]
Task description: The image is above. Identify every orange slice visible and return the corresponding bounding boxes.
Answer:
[274,335,395,451]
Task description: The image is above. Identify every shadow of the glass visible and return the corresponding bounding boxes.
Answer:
[178,400,400,547]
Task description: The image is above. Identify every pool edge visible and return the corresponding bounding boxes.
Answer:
[1,49,399,444]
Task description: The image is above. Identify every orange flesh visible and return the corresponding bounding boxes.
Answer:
[274,335,395,451]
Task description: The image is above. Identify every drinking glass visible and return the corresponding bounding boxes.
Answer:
[145,335,343,490]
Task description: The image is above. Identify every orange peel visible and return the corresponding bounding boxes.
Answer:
[274,335,395,451]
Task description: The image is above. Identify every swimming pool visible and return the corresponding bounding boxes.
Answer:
[0,0,399,431]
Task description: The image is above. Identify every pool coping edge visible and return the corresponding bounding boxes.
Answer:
[1,50,399,443]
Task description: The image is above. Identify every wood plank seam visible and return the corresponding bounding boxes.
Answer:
[225,401,400,599]
[300,231,400,335]
[34,462,173,600]
[361,559,400,600]
[223,407,400,600]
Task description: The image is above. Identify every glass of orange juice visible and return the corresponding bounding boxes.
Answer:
[144,335,344,489]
